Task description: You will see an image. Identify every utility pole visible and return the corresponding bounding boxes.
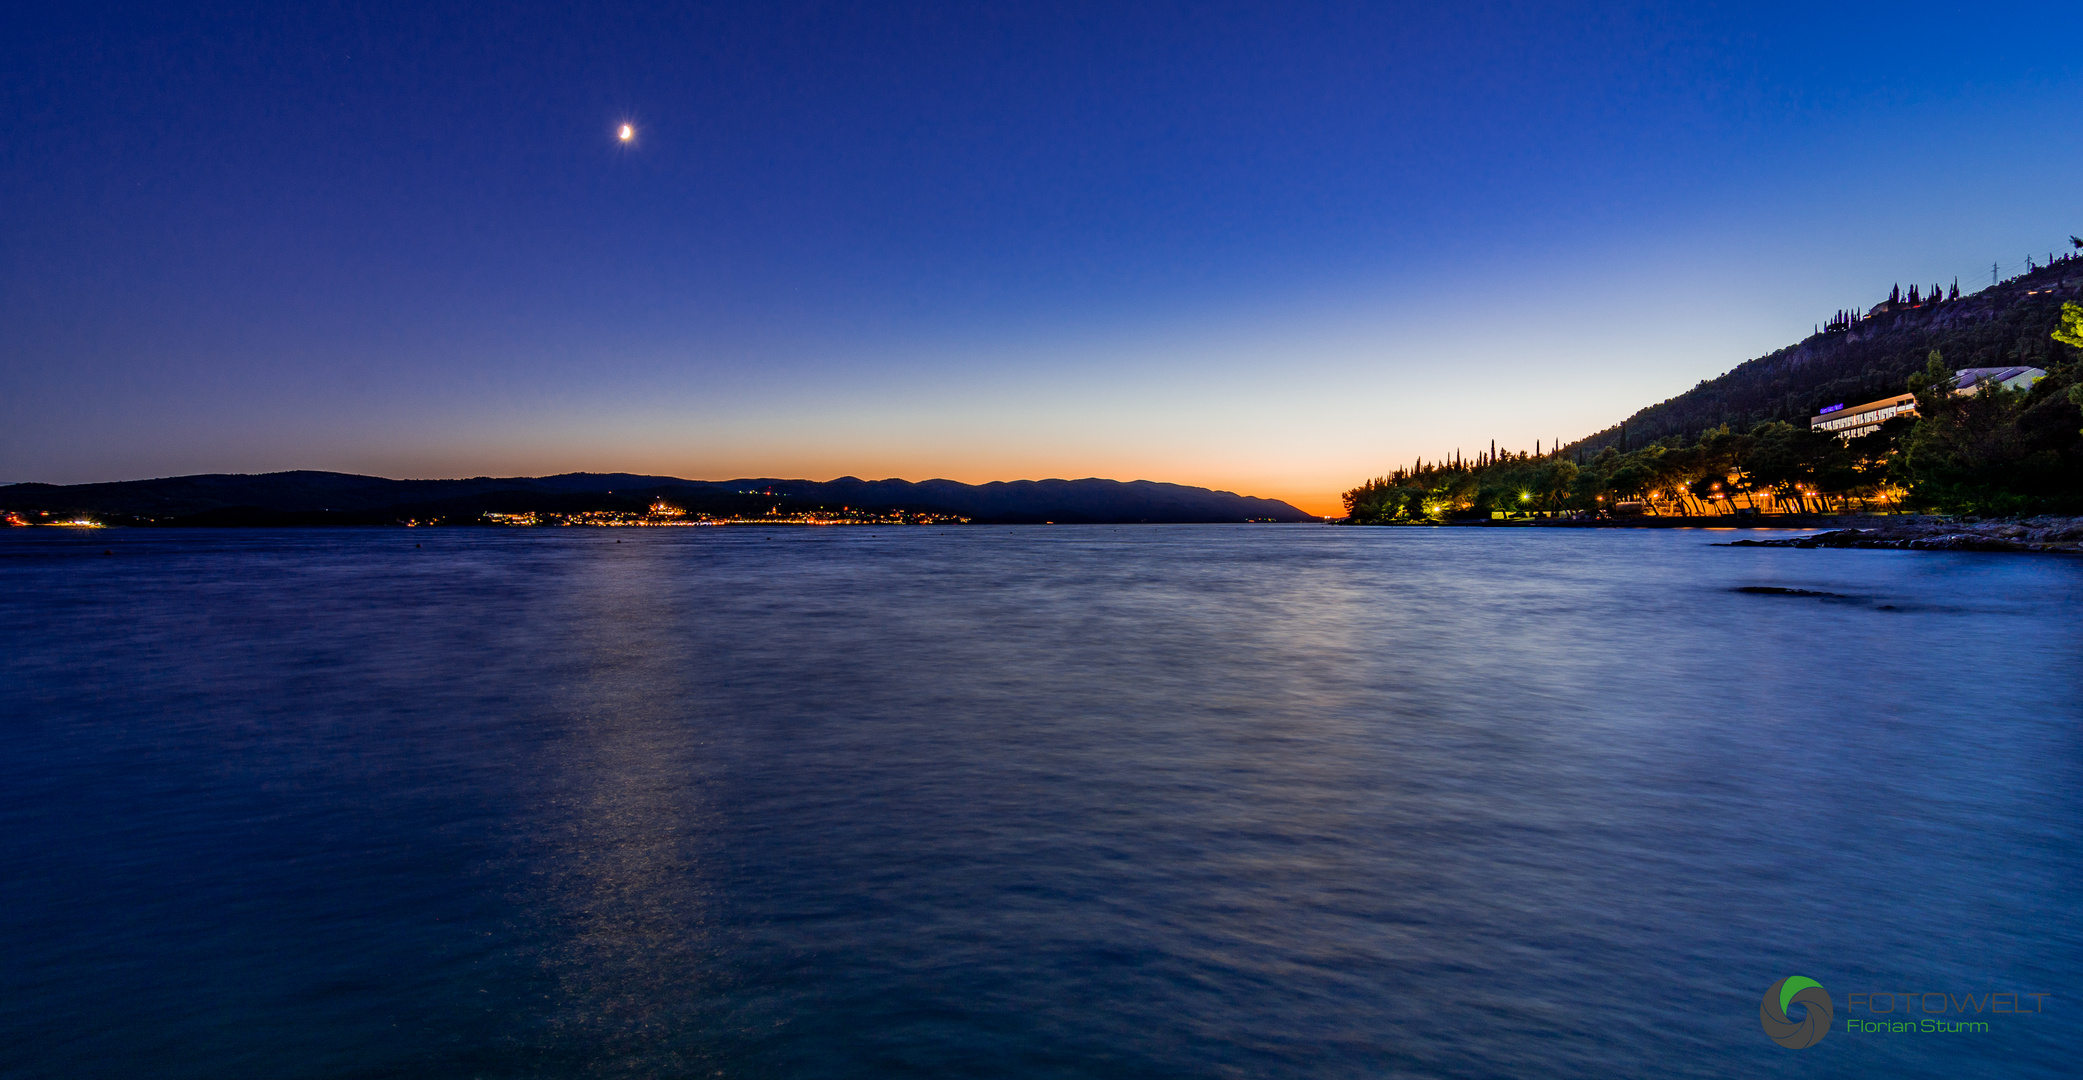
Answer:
[1993,261,2000,286]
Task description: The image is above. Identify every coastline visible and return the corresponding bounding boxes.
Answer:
[1341,513,2083,552]
[1354,514,1892,530]
[1719,515,2083,553]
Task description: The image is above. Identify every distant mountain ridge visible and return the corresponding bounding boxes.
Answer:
[0,471,1316,525]
[1564,258,2083,456]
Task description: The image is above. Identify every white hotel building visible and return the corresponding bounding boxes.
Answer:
[1810,367,2046,438]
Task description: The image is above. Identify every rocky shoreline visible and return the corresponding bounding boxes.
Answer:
[1723,516,2083,553]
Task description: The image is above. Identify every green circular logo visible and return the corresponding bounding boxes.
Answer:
[1761,976,1832,1049]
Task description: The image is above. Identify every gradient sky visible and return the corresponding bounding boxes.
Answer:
[5,1,2080,514]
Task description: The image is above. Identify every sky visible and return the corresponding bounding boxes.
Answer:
[4,1,2080,515]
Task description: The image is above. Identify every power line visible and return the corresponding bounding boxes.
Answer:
[1816,252,2071,332]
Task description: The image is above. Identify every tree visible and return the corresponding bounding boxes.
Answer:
[2055,301,2083,350]
[1537,460,1578,513]
[2055,302,2083,429]
[1343,477,1411,524]
[1745,421,1846,506]
[1606,446,1666,503]
[1900,350,2083,513]
[1838,416,1910,505]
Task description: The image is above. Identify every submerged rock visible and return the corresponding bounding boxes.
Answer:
[1721,516,2083,554]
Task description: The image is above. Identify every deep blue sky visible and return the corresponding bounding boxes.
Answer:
[5,1,2079,511]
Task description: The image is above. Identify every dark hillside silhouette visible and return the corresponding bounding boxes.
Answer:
[1,472,1316,525]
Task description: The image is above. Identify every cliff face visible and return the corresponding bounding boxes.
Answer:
[1566,260,2083,455]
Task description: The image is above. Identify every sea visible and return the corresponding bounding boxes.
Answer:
[1,525,2076,1079]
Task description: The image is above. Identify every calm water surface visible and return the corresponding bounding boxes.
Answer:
[2,525,2077,1078]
